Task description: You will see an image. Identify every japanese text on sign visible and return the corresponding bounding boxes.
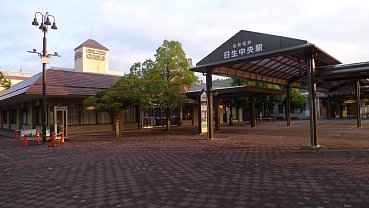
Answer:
[224,40,263,59]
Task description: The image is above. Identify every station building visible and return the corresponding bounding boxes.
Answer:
[0,39,131,138]
[3,30,367,140]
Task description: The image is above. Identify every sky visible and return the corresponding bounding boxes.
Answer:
[1,0,369,79]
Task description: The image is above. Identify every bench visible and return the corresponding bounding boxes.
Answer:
[257,117,276,123]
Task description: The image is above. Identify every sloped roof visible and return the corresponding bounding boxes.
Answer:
[0,69,122,106]
[191,30,342,92]
[0,72,42,100]
[74,39,109,51]
[185,84,282,99]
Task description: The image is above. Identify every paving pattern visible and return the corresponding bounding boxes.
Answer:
[1,120,369,207]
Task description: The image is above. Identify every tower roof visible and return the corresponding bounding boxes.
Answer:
[74,39,109,51]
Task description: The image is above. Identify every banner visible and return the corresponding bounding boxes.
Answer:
[200,91,208,134]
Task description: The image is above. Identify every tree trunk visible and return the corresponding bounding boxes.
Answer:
[166,108,171,132]
[166,116,171,132]
[115,119,120,138]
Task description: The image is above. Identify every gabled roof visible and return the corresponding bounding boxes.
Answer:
[197,30,309,66]
[74,39,109,51]
[191,30,342,92]
[0,68,121,106]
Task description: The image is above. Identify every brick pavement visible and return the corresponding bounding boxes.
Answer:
[1,119,369,207]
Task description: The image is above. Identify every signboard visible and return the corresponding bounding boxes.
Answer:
[86,48,106,61]
[200,91,208,134]
[196,30,308,66]
[224,40,263,60]
[74,48,106,61]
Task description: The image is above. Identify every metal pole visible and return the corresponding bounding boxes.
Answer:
[42,30,47,144]
[356,80,362,128]
[206,71,214,139]
[307,54,318,147]
[285,85,291,127]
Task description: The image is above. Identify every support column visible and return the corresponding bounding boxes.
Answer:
[206,71,214,139]
[198,93,202,134]
[214,95,221,132]
[356,80,362,128]
[307,53,318,147]
[229,103,233,126]
[18,104,22,130]
[0,107,2,129]
[327,95,332,119]
[8,106,11,129]
[223,105,227,123]
[251,97,256,128]
[285,85,291,127]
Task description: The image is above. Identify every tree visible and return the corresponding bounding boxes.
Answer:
[231,77,306,116]
[83,69,152,137]
[83,40,197,135]
[152,40,197,132]
[290,88,306,109]
[0,71,11,89]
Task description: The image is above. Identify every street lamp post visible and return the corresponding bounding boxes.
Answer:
[29,12,58,144]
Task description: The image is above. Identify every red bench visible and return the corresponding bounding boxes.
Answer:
[257,117,276,123]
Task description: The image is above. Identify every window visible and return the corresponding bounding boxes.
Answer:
[2,110,8,124]
[81,107,96,124]
[35,106,42,125]
[10,109,17,124]
[278,105,284,114]
[183,106,193,120]
[122,106,137,123]
[98,111,112,124]
[22,108,30,125]
[68,105,80,125]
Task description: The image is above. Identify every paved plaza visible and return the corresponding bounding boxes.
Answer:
[1,120,369,208]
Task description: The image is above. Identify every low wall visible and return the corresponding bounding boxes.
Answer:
[68,124,113,134]
[0,128,15,138]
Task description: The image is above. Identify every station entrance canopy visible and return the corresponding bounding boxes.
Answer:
[191,30,346,147]
[192,30,342,92]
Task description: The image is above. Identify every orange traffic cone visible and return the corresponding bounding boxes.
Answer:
[35,131,40,144]
[49,133,56,147]
[22,135,28,147]
[60,132,64,144]
[14,131,19,140]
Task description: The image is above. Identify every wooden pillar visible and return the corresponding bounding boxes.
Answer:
[214,95,221,132]
[223,104,227,123]
[327,95,332,119]
[206,71,214,139]
[307,53,318,147]
[356,81,362,128]
[285,85,291,127]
